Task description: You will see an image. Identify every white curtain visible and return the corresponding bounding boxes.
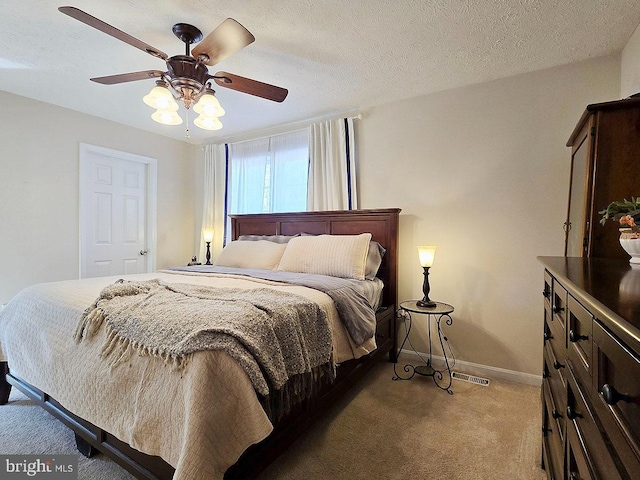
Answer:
[226,130,309,241]
[229,137,270,214]
[307,117,357,211]
[270,129,309,212]
[199,144,227,262]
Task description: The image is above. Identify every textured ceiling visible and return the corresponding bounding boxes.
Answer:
[1,1,639,144]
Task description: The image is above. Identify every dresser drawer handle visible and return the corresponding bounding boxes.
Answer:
[601,384,634,406]
[543,290,550,299]
[566,405,583,421]
[543,332,553,342]
[542,371,550,379]
[553,360,565,370]
[552,409,563,420]
[569,330,588,343]
[553,305,565,314]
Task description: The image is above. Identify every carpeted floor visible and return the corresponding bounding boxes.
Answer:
[0,359,547,479]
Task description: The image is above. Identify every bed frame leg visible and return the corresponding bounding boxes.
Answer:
[75,433,99,458]
[0,362,11,405]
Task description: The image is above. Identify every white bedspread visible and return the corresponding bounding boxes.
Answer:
[0,271,375,479]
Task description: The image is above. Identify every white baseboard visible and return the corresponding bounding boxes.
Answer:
[398,349,542,386]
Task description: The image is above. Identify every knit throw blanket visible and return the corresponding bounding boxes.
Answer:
[74,279,335,420]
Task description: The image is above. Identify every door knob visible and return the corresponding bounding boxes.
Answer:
[139,249,148,256]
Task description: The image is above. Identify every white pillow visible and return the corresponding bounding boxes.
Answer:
[213,240,286,270]
[277,233,372,280]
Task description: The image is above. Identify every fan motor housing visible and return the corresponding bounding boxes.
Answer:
[167,55,209,86]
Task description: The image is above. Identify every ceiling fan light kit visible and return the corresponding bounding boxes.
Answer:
[142,78,224,128]
[58,5,288,135]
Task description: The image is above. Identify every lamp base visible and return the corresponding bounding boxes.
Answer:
[416,299,437,308]
[205,241,212,265]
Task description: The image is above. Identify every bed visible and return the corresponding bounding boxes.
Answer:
[0,208,400,480]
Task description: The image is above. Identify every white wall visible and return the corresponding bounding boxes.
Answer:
[622,23,640,97]
[358,55,621,376]
[0,91,197,304]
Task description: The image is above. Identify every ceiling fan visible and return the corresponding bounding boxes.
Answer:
[58,6,288,132]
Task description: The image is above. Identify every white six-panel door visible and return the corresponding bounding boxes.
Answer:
[80,144,157,278]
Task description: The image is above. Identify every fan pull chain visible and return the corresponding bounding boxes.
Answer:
[184,108,191,139]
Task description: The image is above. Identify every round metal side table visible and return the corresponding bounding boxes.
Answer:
[392,300,455,394]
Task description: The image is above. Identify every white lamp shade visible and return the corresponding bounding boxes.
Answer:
[143,85,179,111]
[151,109,183,125]
[417,246,437,267]
[203,229,214,242]
[194,114,223,131]
[194,92,225,117]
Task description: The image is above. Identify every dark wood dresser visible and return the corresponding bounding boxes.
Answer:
[538,256,640,480]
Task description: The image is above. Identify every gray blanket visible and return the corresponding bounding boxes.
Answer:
[75,279,334,420]
[168,265,379,345]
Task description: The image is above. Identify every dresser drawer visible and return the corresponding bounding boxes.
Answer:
[552,280,568,332]
[566,424,594,480]
[544,270,552,309]
[543,381,565,480]
[567,296,592,366]
[546,337,567,402]
[544,346,566,441]
[592,320,640,477]
[567,296,592,390]
[546,314,567,373]
[566,369,622,480]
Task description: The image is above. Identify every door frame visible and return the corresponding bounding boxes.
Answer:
[79,143,158,278]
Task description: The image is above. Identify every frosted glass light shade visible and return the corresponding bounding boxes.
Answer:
[417,246,437,267]
[194,92,225,117]
[143,85,179,111]
[194,115,223,131]
[203,229,214,242]
[151,109,183,125]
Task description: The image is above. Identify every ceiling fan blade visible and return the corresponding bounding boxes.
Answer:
[90,70,165,85]
[58,6,168,60]
[192,19,255,66]
[212,72,288,102]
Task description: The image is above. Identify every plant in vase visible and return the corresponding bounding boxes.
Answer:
[599,197,640,263]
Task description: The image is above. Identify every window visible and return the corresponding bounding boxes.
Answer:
[226,129,309,238]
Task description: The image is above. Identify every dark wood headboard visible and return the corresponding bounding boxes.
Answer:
[229,208,401,309]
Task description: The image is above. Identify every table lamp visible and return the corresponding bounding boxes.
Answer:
[203,229,214,265]
[417,246,437,308]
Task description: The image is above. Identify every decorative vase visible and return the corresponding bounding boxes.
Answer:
[619,228,640,264]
